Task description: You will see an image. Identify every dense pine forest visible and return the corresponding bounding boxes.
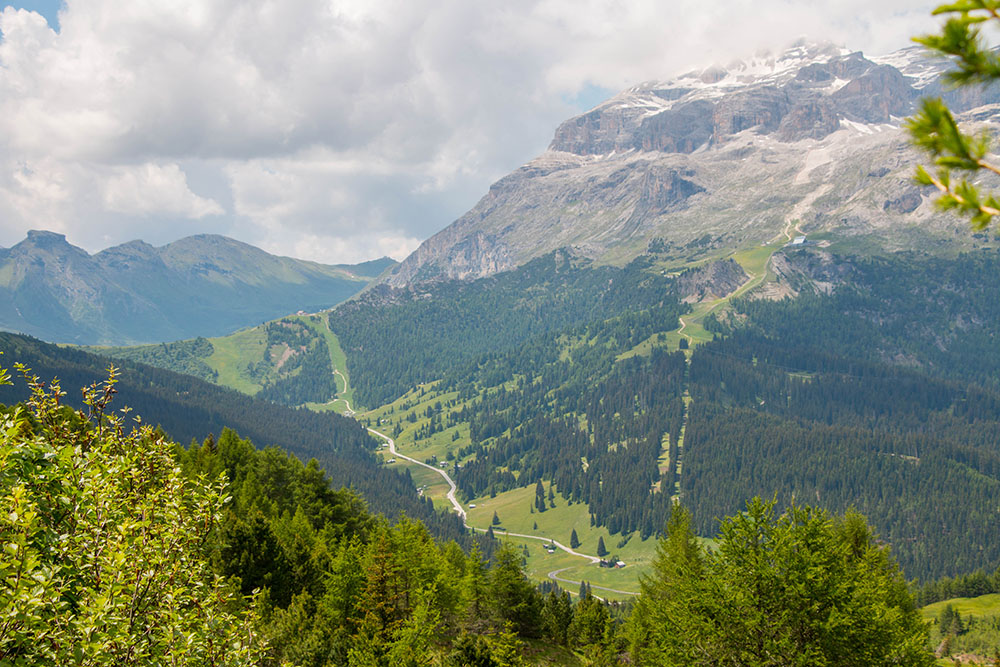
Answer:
[323,247,1000,583]
[329,252,689,406]
[0,361,934,664]
[14,239,1000,661]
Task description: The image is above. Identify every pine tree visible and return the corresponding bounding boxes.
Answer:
[541,590,573,646]
[628,499,934,665]
[569,591,609,649]
[492,511,501,526]
[489,543,542,636]
[535,479,546,513]
[570,529,580,549]
[357,527,403,640]
[460,545,489,631]
[488,623,526,667]
[597,536,608,557]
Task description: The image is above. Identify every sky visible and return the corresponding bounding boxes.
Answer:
[0,1,941,264]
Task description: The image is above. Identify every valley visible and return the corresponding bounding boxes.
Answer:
[10,27,1000,663]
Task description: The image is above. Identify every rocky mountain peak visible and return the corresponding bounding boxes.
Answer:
[384,42,999,288]
[19,230,72,249]
[547,42,949,158]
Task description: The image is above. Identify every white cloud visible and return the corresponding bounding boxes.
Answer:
[103,163,223,218]
[0,0,942,262]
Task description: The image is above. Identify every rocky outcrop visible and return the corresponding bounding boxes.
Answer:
[675,259,749,302]
[883,189,923,214]
[634,100,715,153]
[623,167,705,235]
[831,65,915,123]
[388,225,514,286]
[549,105,647,155]
[777,98,841,141]
[712,86,791,137]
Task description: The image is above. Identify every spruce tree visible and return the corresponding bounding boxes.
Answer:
[628,499,934,665]
[570,529,580,549]
[541,590,573,646]
[488,543,542,636]
[461,545,489,628]
[597,536,608,557]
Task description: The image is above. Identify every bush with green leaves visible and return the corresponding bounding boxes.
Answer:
[909,1,1000,228]
[0,364,264,666]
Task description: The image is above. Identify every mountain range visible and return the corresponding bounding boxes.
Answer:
[385,42,999,287]
[0,231,394,345]
[12,38,1000,593]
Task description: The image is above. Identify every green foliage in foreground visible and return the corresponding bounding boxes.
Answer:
[0,362,938,665]
[0,366,264,665]
[628,500,933,666]
[909,1,1000,229]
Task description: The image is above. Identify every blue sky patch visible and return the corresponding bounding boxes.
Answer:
[3,1,63,31]
[563,82,615,112]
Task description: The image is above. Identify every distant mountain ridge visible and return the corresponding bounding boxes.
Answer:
[0,230,395,345]
[386,42,1000,287]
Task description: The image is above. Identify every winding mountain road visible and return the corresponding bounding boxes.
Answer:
[365,427,636,596]
[548,567,637,596]
[368,428,465,519]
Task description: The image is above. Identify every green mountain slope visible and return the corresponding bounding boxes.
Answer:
[0,331,467,544]
[93,312,349,407]
[0,230,394,345]
[328,248,1000,582]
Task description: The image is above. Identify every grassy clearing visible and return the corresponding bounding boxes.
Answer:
[290,312,355,413]
[921,594,1000,623]
[205,327,268,394]
[360,374,662,597]
[364,381,487,467]
[386,458,454,512]
[659,237,789,353]
[481,531,637,602]
[465,485,658,594]
[922,594,1000,664]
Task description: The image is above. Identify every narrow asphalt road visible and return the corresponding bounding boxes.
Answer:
[365,427,638,596]
[367,428,465,519]
[548,567,638,596]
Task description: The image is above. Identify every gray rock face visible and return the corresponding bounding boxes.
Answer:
[776,98,841,141]
[385,42,995,287]
[635,100,715,153]
[394,229,514,285]
[831,65,914,123]
[675,259,749,302]
[546,44,932,156]
[883,189,923,214]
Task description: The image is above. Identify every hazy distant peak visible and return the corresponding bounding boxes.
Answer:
[0,231,392,344]
[25,229,68,242]
[20,230,73,250]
